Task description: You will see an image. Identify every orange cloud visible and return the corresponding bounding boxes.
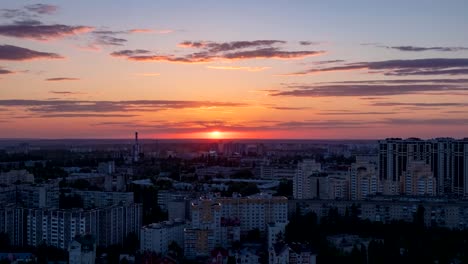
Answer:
[206,66,271,72]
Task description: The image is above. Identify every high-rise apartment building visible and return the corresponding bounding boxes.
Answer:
[293,160,322,199]
[379,138,468,196]
[0,205,24,247]
[350,156,379,200]
[184,194,288,259]
[24,203,142,250]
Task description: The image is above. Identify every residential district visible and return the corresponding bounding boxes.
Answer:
[0,134,468,263]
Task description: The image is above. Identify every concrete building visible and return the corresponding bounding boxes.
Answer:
[290,198,468,230]
[289,243,317,264]
[269,243,289,264]
[184,199,222,259]
[0,170,34,185]
[24,203,142,249]
[260,165,296,180]
[167,199,188,220]
[216,193,288,234]
[327,175,349,200]
[97,161,115,175]
[0,205,24,247]
[220,217,241,248]
[293,160,322,199]
[402,161,436,196]
[0,186,17,205]
[267,222,287,248]
[133,132,141,162]
[229,247,260,264]
[17,184,59,209]
[70,190,134,209]
[350,156,379,200]
[379,138,468,196]
[185,194,288,259]
[69,235,96,264]
[140,219,185,254]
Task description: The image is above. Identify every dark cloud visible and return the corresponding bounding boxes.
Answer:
[94,35,127,46]
[270,83,467,97]
[364,43,468,52]
[310,60,345,65]
[49,91,84,95]
[24,4,58,15]
[0,99,247,114]
[385,118,468,126]
[271,106,311,110]
[283,58,468,76]
[111,49,151,57]
[0,45,63,60]
[178,40,286,52]
[322,78,468,84]
[275,120,373,129]
[112,48,323,63]
[360,97,390,100]
[299,41,320,46]
[0,20,93,40]
[387,45,468,52]
[92,30,125,35]
[111,52,214,63]
[370,102,468,107]
[318,111,396,115]
[223,47,324,60]
[0,9,30,19]
[113,40,324,63]
[39,113,138,118]
[0,67,15,74]
[46,77,80,81]
[91,117,468,134]
[385,68,468,76]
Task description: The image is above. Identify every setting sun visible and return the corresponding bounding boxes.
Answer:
[209,131,223,139]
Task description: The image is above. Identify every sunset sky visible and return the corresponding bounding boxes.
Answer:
[1,0,468,139]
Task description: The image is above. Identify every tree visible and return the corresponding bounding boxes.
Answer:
[59,193,83,209]
[168,241,183,259]
[275,180,293,197]
[246,228,261,243]
[122,232,139,254]
[0,232,10,250]
[413,204,425,229]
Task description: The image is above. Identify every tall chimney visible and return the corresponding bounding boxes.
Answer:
[135,132,138,142]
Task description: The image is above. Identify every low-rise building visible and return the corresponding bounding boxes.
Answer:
[140,220,185,254]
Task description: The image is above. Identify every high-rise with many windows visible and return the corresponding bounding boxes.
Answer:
[379,138,468,196]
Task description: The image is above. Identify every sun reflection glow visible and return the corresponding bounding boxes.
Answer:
[209,130,222,139]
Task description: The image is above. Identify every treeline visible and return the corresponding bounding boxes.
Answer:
[286,206,468,264]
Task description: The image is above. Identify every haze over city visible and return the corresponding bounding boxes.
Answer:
[1,1,467,139]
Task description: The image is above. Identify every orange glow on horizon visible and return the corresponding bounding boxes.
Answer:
[209,131,222,139]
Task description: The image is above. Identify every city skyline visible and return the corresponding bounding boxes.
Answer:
[1,1,468,139]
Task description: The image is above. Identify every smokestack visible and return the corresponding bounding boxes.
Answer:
[135,132,138,142]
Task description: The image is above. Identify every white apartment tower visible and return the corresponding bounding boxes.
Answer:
[293,160,322,199]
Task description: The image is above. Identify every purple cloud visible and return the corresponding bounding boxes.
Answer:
[270,83,467,97]
[0,66,15,74]
[113,39,324,63]
[0,20,93,40]
[318,111,397,115]
[0,45,63,60]
[371,102,468,107]
[24,4,58,15]
[46,77,80,81]
[283,58,468,76]
[178,40,286,52]
[0,99,247,114]
[271,106,311,110]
